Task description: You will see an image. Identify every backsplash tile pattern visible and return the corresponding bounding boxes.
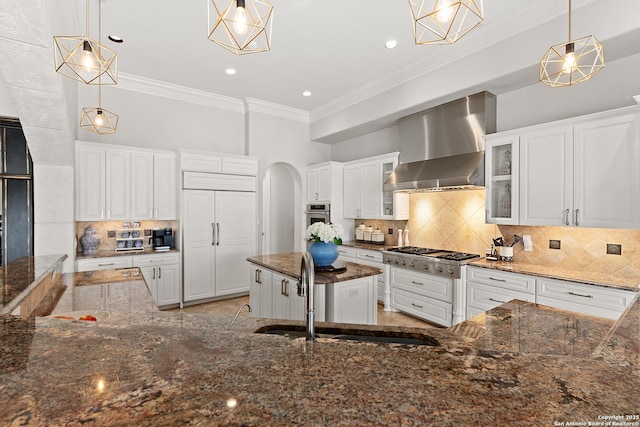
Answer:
[75,220,178,253]
[402,189,640,279]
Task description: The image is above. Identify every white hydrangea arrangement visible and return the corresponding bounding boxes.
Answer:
[306,222,344,244]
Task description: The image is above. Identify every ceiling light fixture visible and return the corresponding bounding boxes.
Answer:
[225,68,237,75]
[80,0,118,134]
[408,0,483,45]
[53,0,118,84]
[208,0,274,55]
[539,0,604,88]
[302,91,312,97]
[385,40,398,49]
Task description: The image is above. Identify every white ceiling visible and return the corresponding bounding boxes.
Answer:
[77,0,623,115]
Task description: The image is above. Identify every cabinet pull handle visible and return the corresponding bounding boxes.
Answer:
[212,223,215,246]
[575,209,580,226]
[281,279,289,297]
[98,262,115,266]
[489,297,508,304]
[411,303,424,309]
[150,209,153,219]
[364,254,374,258]
[565,209,570,226]
[158,267,161,279]
[216,223,220,246]
[107,208,111,219]
[101,208,104,220]
[254,269,260,284]
[152,268,156,280]
[155,208,159,219]
[568,291,593,299]
[411,280,424,286]
[489,277,507,282]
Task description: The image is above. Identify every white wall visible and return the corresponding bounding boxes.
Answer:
[330,125,400,163]
[246,110,330,252]
[76,85,246,154]
[497,52,640,132]
[267,165,296,253]
[0,72,18,117]
[33,164,75,272]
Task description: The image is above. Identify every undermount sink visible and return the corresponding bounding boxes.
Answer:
[254,325,440,346]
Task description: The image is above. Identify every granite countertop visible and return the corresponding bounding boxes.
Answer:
[0,255,68,315]
[341,241,398,251]
[247,252,382,284]
[76,248,180,260]
[470,258,640,292]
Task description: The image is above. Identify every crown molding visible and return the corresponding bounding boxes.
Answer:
[117,73,245,113]
[244,97,310,123]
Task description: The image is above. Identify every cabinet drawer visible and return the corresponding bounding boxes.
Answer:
[467,281,536,312]
[356,249,383,263]
[390,268,452,303]
[536,278,635,320]
[391,287,452,327]
[467,267,535,294]
[76,256,133,272]
[337,246,357,258]
[132,253,179,267]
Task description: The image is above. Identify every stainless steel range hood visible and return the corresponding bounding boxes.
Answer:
[384,92,496,192]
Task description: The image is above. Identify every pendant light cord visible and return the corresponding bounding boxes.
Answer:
[568,0,572,41]
[98,0,102,106]
[85,0,90,37]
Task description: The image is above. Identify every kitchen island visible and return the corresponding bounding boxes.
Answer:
[0,261,639,425]
[247,252,382,324]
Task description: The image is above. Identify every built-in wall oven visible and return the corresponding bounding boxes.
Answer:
[306,202,330,227]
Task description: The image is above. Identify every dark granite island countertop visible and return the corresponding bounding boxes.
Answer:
[0,266,639,425]
[247,252,382,284]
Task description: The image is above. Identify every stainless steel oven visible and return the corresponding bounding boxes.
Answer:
[306,203,330,227]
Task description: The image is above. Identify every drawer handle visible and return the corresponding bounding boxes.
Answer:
[488,277,507,282]
[364,254,375,258]
[98,263,115,266]
[568,291,593,299]
[489,297,508,304]
[411,280,424,286]
[411,303,424,309]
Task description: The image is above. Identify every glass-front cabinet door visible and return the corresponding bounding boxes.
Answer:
[485,134,519,224]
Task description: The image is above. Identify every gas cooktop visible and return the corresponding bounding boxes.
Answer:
[382,246,480,278]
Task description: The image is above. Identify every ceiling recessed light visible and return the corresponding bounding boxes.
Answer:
[385,40,398,49]
[108,35,123,43]
[302,91,312,97]
[225,68,237,75]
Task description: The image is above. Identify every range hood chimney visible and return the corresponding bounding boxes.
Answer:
[384,91,496,192]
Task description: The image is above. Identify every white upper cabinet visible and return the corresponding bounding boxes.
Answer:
[76,141,177,221]
[486,105,640,229]
[519,125,573,226]
[343,152,408,220]
[485,134,519,224]
[131,151,177,220]
[307,163,332,202]
[573,112,640,229]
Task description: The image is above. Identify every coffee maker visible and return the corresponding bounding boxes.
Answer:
[152,228,173,251]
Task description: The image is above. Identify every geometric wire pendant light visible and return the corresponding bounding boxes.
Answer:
[80,0,118,134]
[408,0,483,45]
[540,0,604,87]
[53,0,118,85]
[208,0,274,55]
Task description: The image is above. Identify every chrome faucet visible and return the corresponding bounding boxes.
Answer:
[299,252,315,341]
[226,303,252,331]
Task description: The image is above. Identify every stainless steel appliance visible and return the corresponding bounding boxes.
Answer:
[382,246,479,279]
[152,228,173,251]
[306,203,330,227]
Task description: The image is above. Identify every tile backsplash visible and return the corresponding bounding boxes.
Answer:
[76,220,178,253]
[355,189,640,279]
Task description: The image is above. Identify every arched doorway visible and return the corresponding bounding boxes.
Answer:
[262,163,302,254]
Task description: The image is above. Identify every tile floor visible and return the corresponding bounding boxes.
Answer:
[168,295,439,329]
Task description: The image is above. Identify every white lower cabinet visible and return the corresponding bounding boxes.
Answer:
[466,267,536,319]
[465,266,636,321]
[132,253,180,307]
[536,277,635,320]
[354,249,385,303]
[249,265,273,318]
[76,256,133,272]
[326,277,377,325]
[390,267,454,327]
